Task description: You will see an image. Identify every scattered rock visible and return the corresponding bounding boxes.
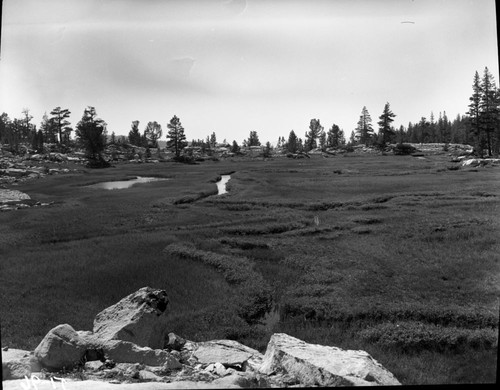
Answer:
[84,360,104,371]
[192,339,263,369]
[0,189,31,203]
[99,339,181,368]
[138,369,162,381]
[259,333,401,386]
[2,348,41,380]
[93,286,169,349]
[166,332,186,351]
[462,158,500,167]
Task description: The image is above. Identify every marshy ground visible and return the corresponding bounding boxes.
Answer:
[0,153,498,384]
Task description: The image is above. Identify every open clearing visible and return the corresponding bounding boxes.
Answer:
[0,153,498,384]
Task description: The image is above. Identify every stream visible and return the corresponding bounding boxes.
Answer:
[216,175,231,195]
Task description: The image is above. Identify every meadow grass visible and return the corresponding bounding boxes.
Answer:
[0,154,498,384]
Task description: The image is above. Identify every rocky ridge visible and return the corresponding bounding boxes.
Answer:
[2,287,401,388]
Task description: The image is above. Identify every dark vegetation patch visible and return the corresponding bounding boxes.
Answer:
[219,237,270,250]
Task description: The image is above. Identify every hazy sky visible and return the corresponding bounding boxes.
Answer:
[0,0,498,144]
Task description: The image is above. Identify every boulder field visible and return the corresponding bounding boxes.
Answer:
[2,287,401,388]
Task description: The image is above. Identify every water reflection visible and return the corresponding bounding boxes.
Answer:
[88,176,169,190]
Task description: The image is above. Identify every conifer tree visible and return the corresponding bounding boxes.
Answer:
[479,67,499,156]
[166,115,187,157]
[355,106,374,146]
[318,130,326,151]
[231,140,240,153]
[247,131,261,147]
[40,112,57,144]
[128,121,142,146]
[144,121,162,147]
[305,119,323,151]
[50,107,71,145]
[377,102,396,146]
[210,132,217,148]
[75,106,107,164]
[287,130,298,153]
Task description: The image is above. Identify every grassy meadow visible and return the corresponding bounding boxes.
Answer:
[0,153,498,384]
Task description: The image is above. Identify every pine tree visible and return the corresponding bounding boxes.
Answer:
[318,130,326,151]
[210,132,217,148]
[231,140,240,153]
[441,111,451,144]
[305,119,323,151]
[144,121,162,147]
[349,130,356,145]
[50,107,71,145]
[36,129,44,152]
[75,106,107,164]
[327,124,340,148]
[479,67,499,156]
[40,112,57,144]
[469,71,485,156]
[355,106,374,146]
[166,115,187,158]
[247,131,261,147]
[20,109,34,142]
[287,130,298,153]
[128,121,142,146]
[377,102,396,146]
[263,141,272,157]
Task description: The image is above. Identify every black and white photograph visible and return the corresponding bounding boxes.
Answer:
[0,0,499,388]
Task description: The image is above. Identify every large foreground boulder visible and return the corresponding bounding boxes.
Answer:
[259,333,401,386]
[93,287,169,349]
[34,324,88,370]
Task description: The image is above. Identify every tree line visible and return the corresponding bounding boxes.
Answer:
[1,67,498,161]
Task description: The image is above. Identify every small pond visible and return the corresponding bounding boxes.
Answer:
[87,176,170,190]
[216,175,231,195]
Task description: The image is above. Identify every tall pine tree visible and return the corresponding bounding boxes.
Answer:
[377,102,396,146]
[128,121,142,146]
[355,106,374,146]
[166,115,187,158]
[50,107,71,145]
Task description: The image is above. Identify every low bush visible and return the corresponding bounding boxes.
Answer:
[359,321,498,352]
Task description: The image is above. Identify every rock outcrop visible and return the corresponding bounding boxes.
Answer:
[2,287,401,388]
[259,333,401,386]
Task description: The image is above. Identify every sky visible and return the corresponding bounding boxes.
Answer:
[0,0,498,145]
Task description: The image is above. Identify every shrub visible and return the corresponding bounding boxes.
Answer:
[393,143,417,155]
